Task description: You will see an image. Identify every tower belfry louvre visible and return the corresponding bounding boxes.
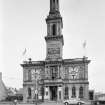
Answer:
[21,0,90,102]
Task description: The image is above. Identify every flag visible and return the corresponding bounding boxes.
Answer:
[83,40,86,49]
[22,48,26,56]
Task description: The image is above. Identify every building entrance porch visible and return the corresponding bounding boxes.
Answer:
[50,86,57,101]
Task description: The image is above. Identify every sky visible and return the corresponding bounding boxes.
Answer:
[0,0,105,93]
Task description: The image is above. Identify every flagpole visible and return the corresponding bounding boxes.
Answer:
[83,40,87,57]
[22,48,27,62]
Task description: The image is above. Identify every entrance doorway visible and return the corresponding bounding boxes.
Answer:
[50,86,57,101]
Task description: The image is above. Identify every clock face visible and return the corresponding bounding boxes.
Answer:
[47,47,60,59]
[48,48,60,55]
[69,66,79,79]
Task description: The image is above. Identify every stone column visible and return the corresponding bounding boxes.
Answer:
[57,87,59,101]
[23,86,28,103]
[58,66,60,78]
[48,86,50,100]
[69,86,71,99]
[44,86,50,100]
[58,86,62,101]
[44,86,47,100]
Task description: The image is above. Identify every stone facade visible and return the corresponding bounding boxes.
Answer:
[21,0,90,103]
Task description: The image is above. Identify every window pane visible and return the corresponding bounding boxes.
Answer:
[52,24,56,35]
[79,87,83,98]
[28,88,31,99]
[65,87,69,99]
[72,87,76,98]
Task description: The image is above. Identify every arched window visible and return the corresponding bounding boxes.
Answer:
[51,66,58,79]
[72,87,76,98]
[59,91,61,100]
[52,24,56,36]
[79,87,84,98]
[28,88,31,99]
[65,87,69,99]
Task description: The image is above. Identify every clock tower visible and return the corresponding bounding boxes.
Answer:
[21,0,90,102]
[45,0,64,60]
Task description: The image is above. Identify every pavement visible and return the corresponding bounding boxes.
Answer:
[0,101,92,105]
[40,101,64,105]
[0,101,64,105]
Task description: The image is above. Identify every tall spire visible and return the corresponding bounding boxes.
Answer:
[50,0,59,13]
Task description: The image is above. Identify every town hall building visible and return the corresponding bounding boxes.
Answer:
[21,0,90,103]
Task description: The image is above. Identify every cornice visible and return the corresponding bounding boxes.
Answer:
[45,35,64,45]
[21,61,45,67]
[45,60,62,65]
[63,80,89,84]
[45,35,63,41]
[46,12,62,22]
[63,58,91,65]
[21,57,90,68]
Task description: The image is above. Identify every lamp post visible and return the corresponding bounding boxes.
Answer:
[41,79,44,102]
[34,69,39,105]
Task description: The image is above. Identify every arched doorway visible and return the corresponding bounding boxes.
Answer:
[50,86,57,101]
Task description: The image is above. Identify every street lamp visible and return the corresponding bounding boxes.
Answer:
[34,69,39,105]
[41,79,44,102]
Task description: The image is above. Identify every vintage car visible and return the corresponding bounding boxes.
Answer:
[63,98,85,105]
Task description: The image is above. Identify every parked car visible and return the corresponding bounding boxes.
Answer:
[63,98,85,105]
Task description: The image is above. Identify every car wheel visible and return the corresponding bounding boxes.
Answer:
[64,102,69,105]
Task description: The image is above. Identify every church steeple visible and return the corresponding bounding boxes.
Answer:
[50,0,59,13]
[45,0,64,60]
[46,0,63,37]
